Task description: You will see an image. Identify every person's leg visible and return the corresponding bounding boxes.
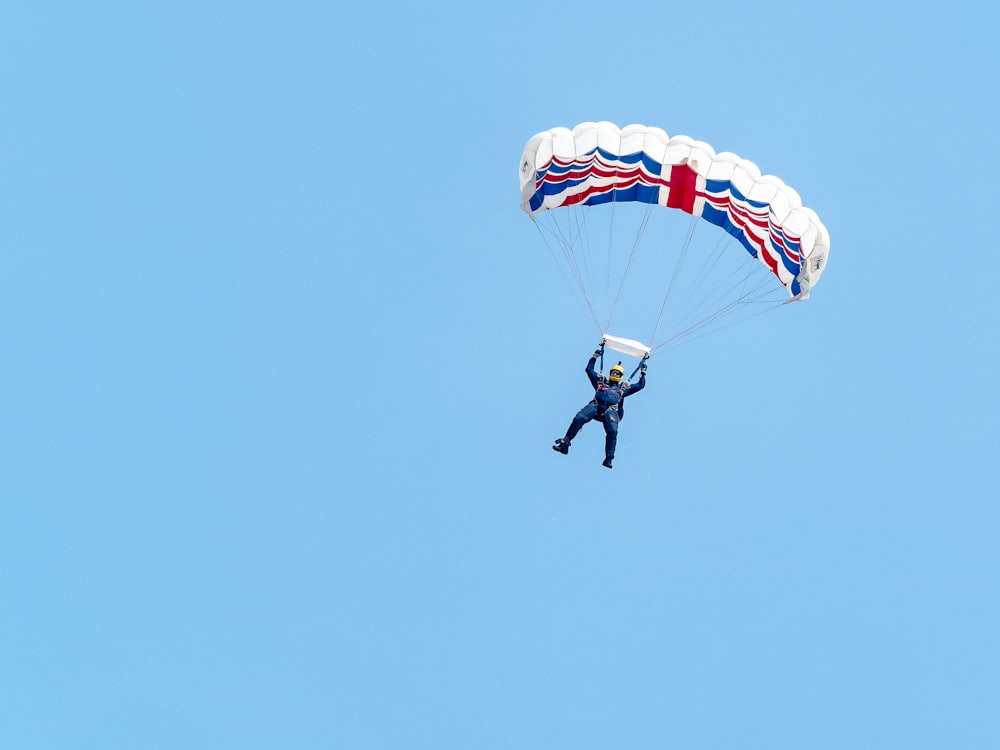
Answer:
[553,404,596,454]
[601,410,619,467]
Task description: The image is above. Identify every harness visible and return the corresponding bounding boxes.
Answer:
[591,401,618,414]
[592,380,630,415]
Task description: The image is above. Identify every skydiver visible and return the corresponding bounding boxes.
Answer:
[552,345,647,469]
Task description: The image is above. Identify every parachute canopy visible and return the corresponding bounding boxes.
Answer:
[519,122,830,301]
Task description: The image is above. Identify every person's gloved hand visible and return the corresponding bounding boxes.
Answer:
[593,348,603,359]
[640,363,648,374]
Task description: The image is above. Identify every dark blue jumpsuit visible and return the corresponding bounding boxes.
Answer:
[564,356,646,461]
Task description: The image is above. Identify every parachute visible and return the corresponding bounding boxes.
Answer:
[519,122,830,354]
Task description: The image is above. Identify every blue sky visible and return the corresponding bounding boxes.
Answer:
[2,1,998,748]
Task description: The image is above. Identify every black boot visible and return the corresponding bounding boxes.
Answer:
[552,438,570,455]
[602,456,613,469]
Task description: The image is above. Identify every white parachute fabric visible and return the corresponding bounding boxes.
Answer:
[602,334,651,359]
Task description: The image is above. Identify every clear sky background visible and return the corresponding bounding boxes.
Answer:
[2,2,998,748]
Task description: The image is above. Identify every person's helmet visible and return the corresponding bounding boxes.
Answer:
[609,363,624,383]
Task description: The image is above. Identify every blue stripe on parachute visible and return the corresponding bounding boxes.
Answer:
[583,184,660,206]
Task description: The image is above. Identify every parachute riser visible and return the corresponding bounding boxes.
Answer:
[628,358,647,381]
